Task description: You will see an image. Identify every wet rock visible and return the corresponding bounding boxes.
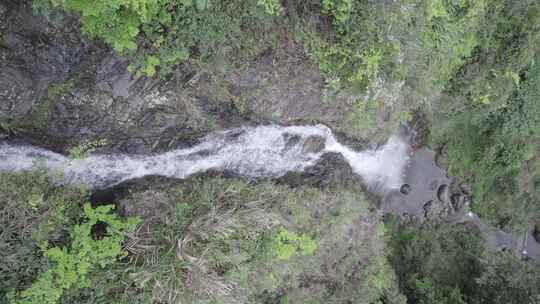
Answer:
[226,48,349,125]
[534,225,540,244]
[90,175,184,206]
[435,144,449,172]
[0,67,36,119]
[437,184,450,204]
[459,182,472,195]
[282,133,301,152]
[278,152,362,189]
[95,54,138,98]
[0,0,88,120]
[450,194,465,212]
[302,135,325,154]
[400,184,411,195]
[424,198,450,221]
[382,148,452,222]
[44,67,245,153]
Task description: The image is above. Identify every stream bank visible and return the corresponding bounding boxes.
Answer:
[1,0,404,155]
[1,1,538,264]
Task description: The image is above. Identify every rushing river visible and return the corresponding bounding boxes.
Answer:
[0,124,537,262]
[0,124,410,191]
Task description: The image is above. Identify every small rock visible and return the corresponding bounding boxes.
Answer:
[533,224,540,244]
[437,184,450,204]
[302,135,325,154]
[459,182,472,195]
[450,194,465,212]
[435,146,449,171]
[400,184,411,195]
[282,133,301,152]
[424,199,449,221]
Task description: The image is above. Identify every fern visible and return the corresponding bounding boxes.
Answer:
[269,227,317,260]
[14,204,139,304]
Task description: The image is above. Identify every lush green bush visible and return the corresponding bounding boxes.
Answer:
[34,0,279,77]
[387,220,485,304]
[432,0,540,231]
[387,219,540,304]
[295,0,400,94]
[0,171,138,304]
[476,250,540,304]
[41,0,167,52]
[13,204,139,304]
[268,227,317,260]
[0,170,87,303]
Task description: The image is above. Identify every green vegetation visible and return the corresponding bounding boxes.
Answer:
[15,204,139,304]
[68,139,107,159]
[4,0,539,303]
[1,176,403,304]
[35,0,279,77]
[387,219,540,303]
[269,227,317,260]
[1,170,84,303]
[3,169,538,304]
[0,171,138,304]
[431,1,540,231]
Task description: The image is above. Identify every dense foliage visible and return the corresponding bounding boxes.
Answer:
[387,219,540,304]
[0,170,86,302]
[56,177,405,304]
[0,171,137,304]
[15,204,139,304]
[34,0,279,76]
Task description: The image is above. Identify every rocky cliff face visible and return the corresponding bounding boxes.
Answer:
[0,1,87,122]
[0,1,405,154]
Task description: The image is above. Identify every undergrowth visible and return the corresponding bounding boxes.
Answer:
[0,170,137,304]
[54,177,406,304]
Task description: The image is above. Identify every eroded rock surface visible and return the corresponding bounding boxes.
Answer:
[226,48,350,125]
[0,1,88,121]
[382,148,457,222]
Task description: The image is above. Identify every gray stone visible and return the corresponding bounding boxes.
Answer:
[0,0,88,122]
[382,148,452,222]
[0,67,36,119]
[302,135,326,154]
[459,182,472,195]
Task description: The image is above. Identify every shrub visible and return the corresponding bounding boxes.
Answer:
[387,220,485,304]
[268,227,317,260]
[387,218,540,304]
[13,204,139,304]
[34,0,279,77]
[0,170,87,303]
[437,56,540,231]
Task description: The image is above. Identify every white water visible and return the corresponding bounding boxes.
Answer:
[0,125,410,190]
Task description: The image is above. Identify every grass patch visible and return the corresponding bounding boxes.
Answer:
[55,176,405,303]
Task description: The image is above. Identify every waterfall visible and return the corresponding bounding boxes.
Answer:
[0,124,411,190]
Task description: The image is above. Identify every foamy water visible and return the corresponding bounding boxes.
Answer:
[0,125,411,190]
